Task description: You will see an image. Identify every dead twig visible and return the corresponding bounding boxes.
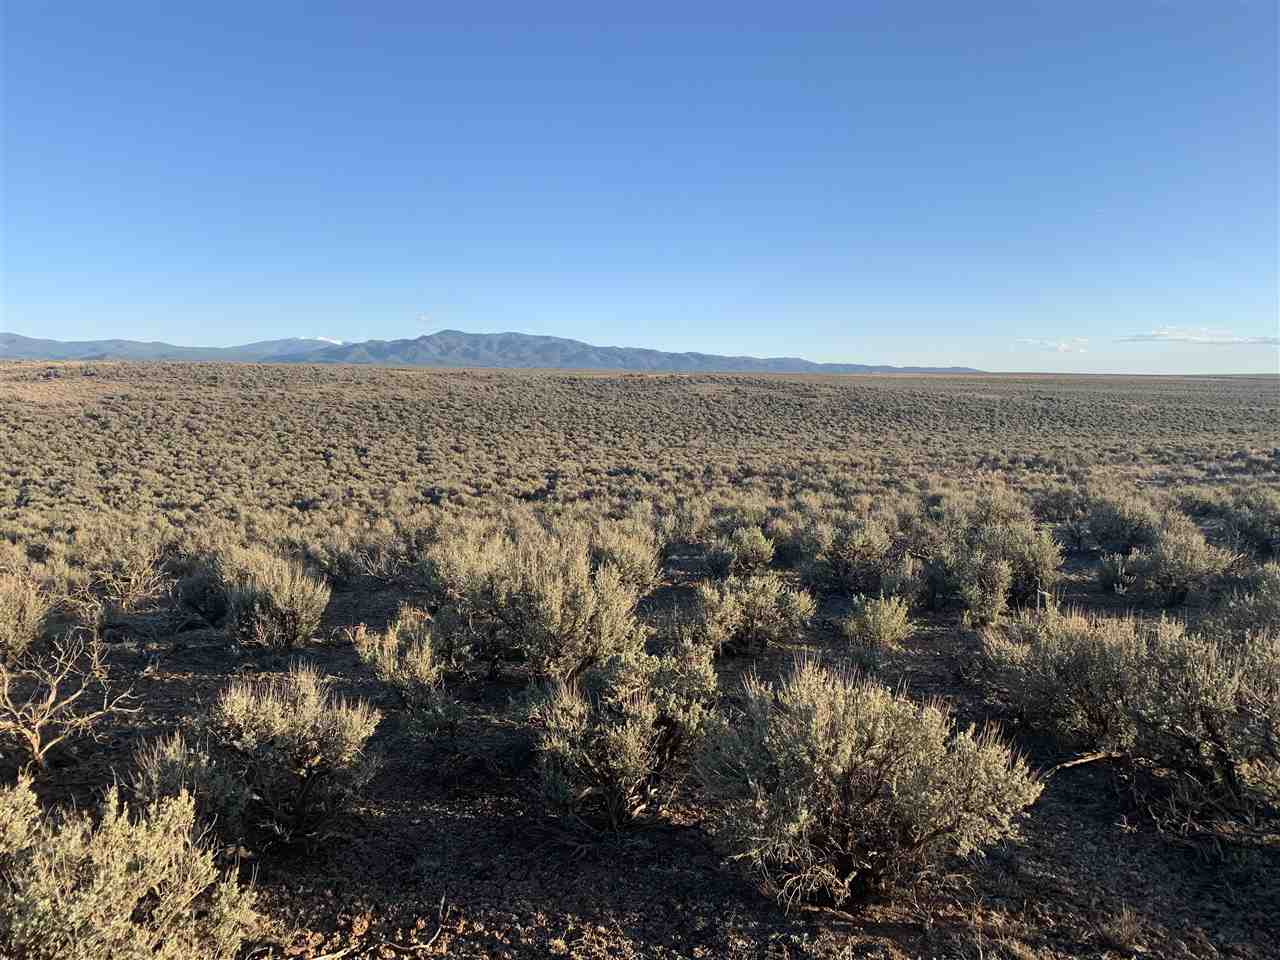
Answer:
[1044,751,1125,777]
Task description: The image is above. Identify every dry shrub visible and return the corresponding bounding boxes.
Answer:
[806,520,896,596]
[654,499,710,552]
[129,732,252,847]
[352,607,461,737]
[218,547,330,649]
[0,776,257,959]
[1212,562,1280,637]
[706,525,775,578]
[426,517,646,681]
[696,658,1042,907]
[65,519,174,618]
[205,662,380,845]
[1128,513,1237,606]
[1098,552,1137,595]
[0,571,50,663]
[0,631,134,772]
[915,488,1060,624]
[295,522,408,587]
[590,516,663,595]
[1089,493,1162,554]
[526,643,717,829]
[840,594,912,663]
[982,607,1280,815]
[692,573,815,656]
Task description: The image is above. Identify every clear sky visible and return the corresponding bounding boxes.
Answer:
[2,2,1277,373]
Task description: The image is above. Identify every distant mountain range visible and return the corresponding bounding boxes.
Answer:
[0,330,980,374]
[0,334,341,363]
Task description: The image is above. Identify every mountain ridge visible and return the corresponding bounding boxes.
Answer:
[0,330,981,373]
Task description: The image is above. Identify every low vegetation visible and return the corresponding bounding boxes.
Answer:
[219,547,331,649]
[0,363,1276,957]
[981,606,1280,816]
[352,606,461,736]
[423,517,647,681]
[696,658,1042,907]
[526,643,717,829]
[0,571,51,664]
[839,593,912,667]
[691,572,815,656]
[0,776,257,959]
[203,662,381,846]
[0,631,133,771]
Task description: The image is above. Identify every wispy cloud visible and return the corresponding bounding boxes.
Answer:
[1016,337,1089,354]
[1117,327,1279,347]
[315,336,345,345]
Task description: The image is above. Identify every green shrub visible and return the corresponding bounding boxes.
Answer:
[1033,482,1089,523]
[526,643,716,829]
[840,594,912,656]
[590,517,662,595]
[219,548,330,649]
[0,572,50,663]
[981,607,1146,747]
[706,525,774,578]
[974,521,1061,606]
[0,776,257,960]
[1089,494,1162,554]
[918,503,1059,623]
[174,557,232,626]
[982,607,1280,813]
[1189,487,1280,558]
[807,520,895,596]
[352,607,461,737]
[696,659,1042,907]
[1221,488,1280,558]
[692,573,815,656]
[1212,562,1280,637]
[1098,552,1137,595]
[965,483,1037,527]
[129,732,251,846]
[957,552,1012,626]
[204,662,380,845]
[924,538,1014,627]
[426,519,647,681]
[879,553,924,606]
[1128,513,1237,606]
[763,514,809,568]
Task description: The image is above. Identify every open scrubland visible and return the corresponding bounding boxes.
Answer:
[1,361,1278,959]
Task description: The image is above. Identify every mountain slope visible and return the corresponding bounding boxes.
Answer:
[275,329,982,372]
[0,333,337,362]
[1,330,979,373]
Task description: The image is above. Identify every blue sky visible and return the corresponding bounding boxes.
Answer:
[2,2,1276,373]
